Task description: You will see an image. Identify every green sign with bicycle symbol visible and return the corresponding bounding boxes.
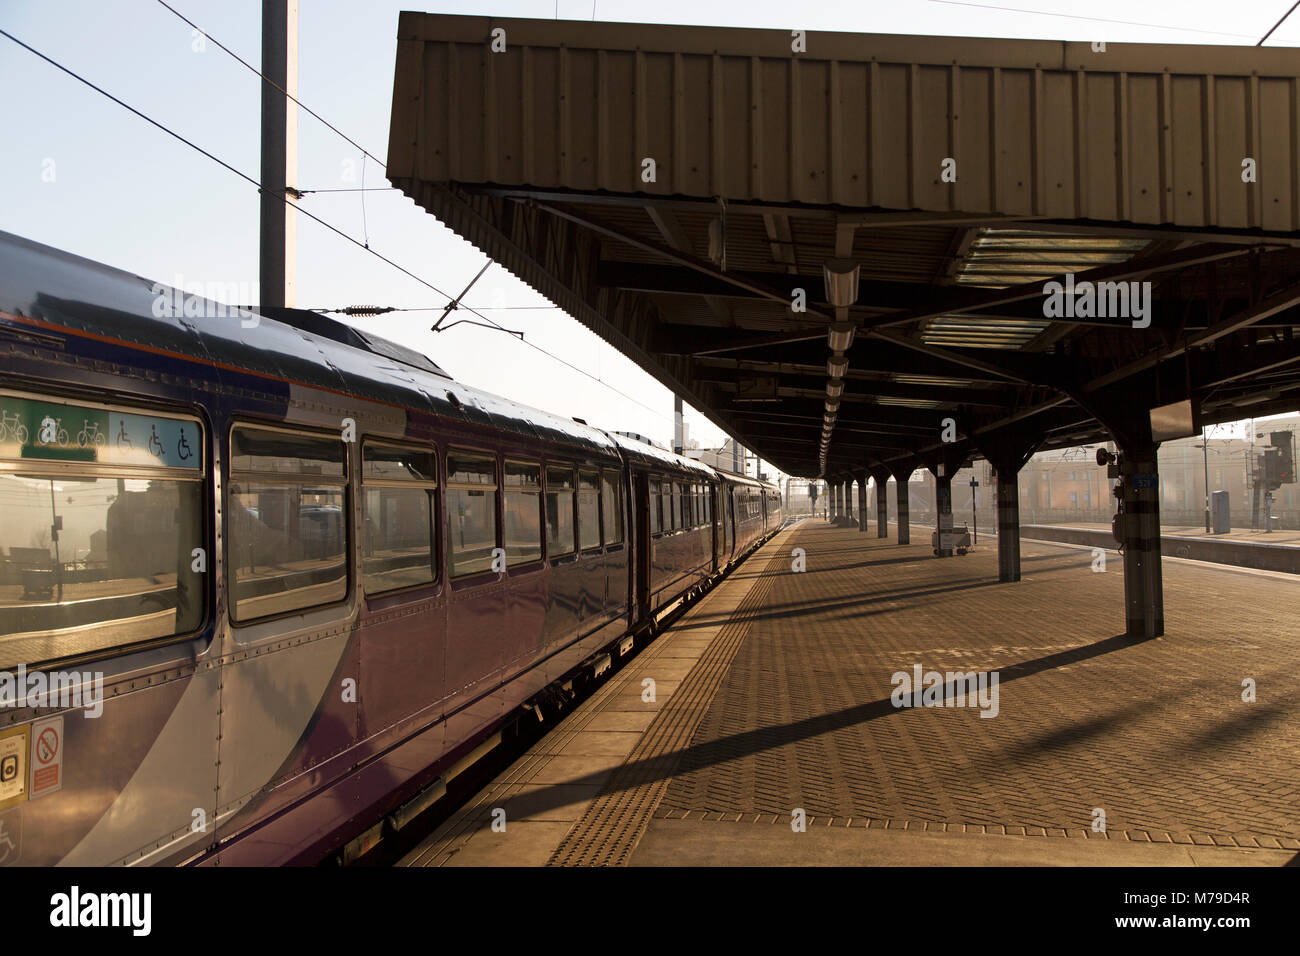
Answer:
[0,395,199,469]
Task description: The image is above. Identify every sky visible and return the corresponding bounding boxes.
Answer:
[2,0,1297,481]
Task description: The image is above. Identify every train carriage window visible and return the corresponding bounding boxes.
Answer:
[671,482,682,531]
[230,425,348,621]
[545,465,576,557]
[361,441,436,594]
[446,450,498,577]
[704,486,712,525]
[601,470,623,545]
[0,392,206,667]
[578,469,601,552]
[686,483,696,528]
[503,461,543,565]
[648,478,661,534]
[658,479,672,534]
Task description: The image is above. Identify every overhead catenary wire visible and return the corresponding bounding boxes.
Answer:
[0,28,449,305]
[296,187,399,194]
[0,27,696,433]
[152,1,384,244]
[152,0,386,168]
[927,0,1260,40]
[308,305,569,313]
[1258,1,1300,44]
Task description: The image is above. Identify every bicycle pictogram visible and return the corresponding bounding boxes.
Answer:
[39,416,69,445]
[78,420,107,449]
[0,410,29,445]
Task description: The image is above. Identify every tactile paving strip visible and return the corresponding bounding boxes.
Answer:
[545,527,798,866]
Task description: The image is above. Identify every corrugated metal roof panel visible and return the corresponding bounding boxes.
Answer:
[390,14,1300,234]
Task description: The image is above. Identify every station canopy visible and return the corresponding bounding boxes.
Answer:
[387,13,1300,479]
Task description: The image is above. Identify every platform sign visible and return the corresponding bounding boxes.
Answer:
[0,395,199,469]
[1150,399,1197,442]
[1130,473,1158,489]
[29,716,62,800]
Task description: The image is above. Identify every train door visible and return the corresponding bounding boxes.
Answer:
[710,482,720,571]
[634,470,650,619]
[723,485,734,560]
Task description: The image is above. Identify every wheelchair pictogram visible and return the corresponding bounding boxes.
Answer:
[0,814,19,866]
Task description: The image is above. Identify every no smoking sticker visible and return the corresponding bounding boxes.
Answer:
[30,717,62,799]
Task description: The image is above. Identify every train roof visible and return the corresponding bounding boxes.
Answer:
[608,431,717,478]
[0,230,624,458]
[717,471,769,490]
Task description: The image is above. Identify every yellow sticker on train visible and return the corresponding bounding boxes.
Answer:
[0,726,29,811]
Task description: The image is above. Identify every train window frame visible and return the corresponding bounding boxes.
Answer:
[601,469,624,548]
[545,463,577,561]
[0,387,210,669]
[648,477,661,535]
[445,447,501,581]
[359,438,439,598]
[502,458,544,570]
[227,421,351,626]
[577,468,601,554]
[657,476,672,537]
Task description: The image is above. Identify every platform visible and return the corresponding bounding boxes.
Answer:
[400,520,1300,867]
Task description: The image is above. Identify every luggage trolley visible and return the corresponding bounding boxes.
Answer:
[932,524,972,556]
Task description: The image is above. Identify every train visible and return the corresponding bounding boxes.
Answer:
[0,230,783,866]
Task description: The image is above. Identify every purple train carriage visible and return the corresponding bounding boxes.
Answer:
[0,231,782,866]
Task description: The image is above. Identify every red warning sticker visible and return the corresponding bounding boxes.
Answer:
[29,717,61,799]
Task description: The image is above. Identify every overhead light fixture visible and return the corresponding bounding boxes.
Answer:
[822,258,861,308]
[827,356,849,378]
[826,380,844,399]
[825,399,840,414]
[827,321,856,352]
